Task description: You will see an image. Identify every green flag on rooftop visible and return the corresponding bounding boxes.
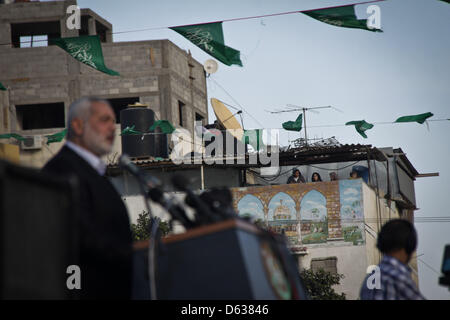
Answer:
[50,35,120,76]
[243,129,264,151]
[394,112,433,124]
[345,120,374,138]
[45,129,67,145]
[302,5,382,32]
[0,82,7,91]
[282,114,303,132]
[149,120,175,134]
[170,22,243,67]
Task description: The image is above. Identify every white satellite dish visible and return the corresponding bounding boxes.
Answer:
[203,59,218,74]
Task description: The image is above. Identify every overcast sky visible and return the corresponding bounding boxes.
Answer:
[76,0,450,299]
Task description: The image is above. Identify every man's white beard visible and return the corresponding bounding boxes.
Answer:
[83,123,113,156]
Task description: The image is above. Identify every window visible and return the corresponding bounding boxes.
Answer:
[19,35,48,48]
[11,21,60,48]
[106,97,140,124]
[15,103,65,130]
[178,101,185,126]
[311,257,337,274]
[195,112,204,126]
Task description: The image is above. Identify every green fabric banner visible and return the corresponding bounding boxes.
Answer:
[50,35,120,76]
[395,112,433,124]
[302,5,382,32]
[45,129,67,145]
[0,82,7,91]
[0,133,25,141]
[282,114,303,132]
[345,120,374,138]
[170,22,243,67]
[121,125,142,135]
[149,120,175,134]
[243,129,264,151]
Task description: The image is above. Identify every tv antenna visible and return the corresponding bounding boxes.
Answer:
[266,105,335,146]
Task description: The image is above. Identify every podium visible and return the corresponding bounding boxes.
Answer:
[0,160,79,299]
[132,219,308,300]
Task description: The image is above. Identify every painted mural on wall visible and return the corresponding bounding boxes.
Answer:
[339,179,365,245]
[231,179,365,247]
[300,190,328,244]
[268,192,299,245]
[237,194,265,221]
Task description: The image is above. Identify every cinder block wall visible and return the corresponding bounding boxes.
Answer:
[0,0,208,168]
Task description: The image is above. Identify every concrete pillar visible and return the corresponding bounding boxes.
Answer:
[88,17,96,35]
[60,0,79,38]
[0,23,11,49]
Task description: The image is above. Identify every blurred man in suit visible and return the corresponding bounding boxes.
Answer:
[43,97,132,299]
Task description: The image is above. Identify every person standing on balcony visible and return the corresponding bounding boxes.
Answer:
[287,168,305,184]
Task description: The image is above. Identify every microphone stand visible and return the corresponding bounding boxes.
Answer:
[136,179,159,301]
[120,154,159,300]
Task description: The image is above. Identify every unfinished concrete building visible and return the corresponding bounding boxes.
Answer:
[0,0,208,167]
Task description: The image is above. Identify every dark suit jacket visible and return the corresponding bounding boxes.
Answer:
[42,145,132,299]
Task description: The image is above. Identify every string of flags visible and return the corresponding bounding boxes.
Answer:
[0,113,446,148]
[0,128,67,145]
[0,0,447,78]
[0,1,388,80]
[281,112,436,139]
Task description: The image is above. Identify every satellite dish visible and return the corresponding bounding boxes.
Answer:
[203,59,218,74]
[211,98,243,141]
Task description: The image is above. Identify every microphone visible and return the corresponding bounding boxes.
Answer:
[199,188,237,221]
[147,188,196,229]
[119,154,160,188]
[171,174,221,225]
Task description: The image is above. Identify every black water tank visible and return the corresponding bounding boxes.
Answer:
[120,107,155,158]
[154,130,169,159]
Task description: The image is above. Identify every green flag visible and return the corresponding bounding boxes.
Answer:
[149,120,175,134]
[121,125,142,136]
[346,120,374,138]
[438,0,450,4]
[302,5,382,32]
[0,133,25,141]
[282,114,303,132]
[0,82,6,91]
[243,129,264,151]
[50,35,120,76]
[45,129,67,145]
[395,112,433,124]
[170,22,243,67]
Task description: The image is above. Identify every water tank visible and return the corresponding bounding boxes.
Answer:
[120,105,155,158]
[154,130,169,159]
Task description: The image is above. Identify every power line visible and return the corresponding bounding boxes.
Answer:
[417,258,441,276]
[208,77,266,128]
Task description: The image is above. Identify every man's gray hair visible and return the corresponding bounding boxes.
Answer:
[67,97,111,140]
